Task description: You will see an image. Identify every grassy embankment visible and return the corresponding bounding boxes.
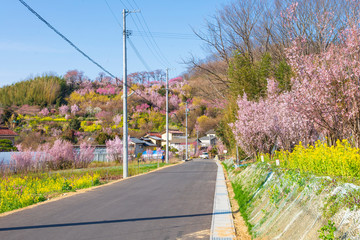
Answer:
[222,140,360,239]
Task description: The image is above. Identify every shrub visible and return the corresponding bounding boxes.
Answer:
[69,118,81,131]
[0,139,17,152]
[46,139,74,170]
[95,132,113,144]
[74,142,94,168]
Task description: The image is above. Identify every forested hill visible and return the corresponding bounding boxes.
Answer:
[0,75,71,107]
[0,69,222,149]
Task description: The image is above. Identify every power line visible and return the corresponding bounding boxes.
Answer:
[19,0,185,127]
[18,0,117,80]
[132,31,200,40]
[105,0,122,28]
[128,39,151,71]
[119,0,168,68]
[130,0,173,67]
[104,0,152,71]
[122,0,172,68]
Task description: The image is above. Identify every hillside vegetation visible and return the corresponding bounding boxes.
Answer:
[0,75,70,107]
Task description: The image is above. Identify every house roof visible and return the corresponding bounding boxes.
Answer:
[140,137,151,141]
[170,138,200,144]
[199,135,216,141]
[206,129,216,135]
[131,137,157,147]
[130,137,145,144]
[146,132,162,138]
[161,129,184,135]
[0,127,18,136]
[147,136,164,141]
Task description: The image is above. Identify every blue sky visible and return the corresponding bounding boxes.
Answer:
[0,0,230,87]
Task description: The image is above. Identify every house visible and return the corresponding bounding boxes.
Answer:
[199,135,217,148]
[161,129,185,146]
[205,129,216,138]
[130,137,156,157]
[0,126,18,144]
[169,137,202,154]
[200,129,217,148]
[142,134,164,147]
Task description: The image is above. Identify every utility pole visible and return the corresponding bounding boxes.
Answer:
[165,68,169,164]
[122,9,139,178]
[196,129,199,157]
[185,101,188,161]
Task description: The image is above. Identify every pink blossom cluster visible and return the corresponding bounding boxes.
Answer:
[216,140,226,154]
[95,111,112,119]
[231,81,315,155]
[96,85,116,95]
[232,25,360,155]
[10,139,95,172]
[74,142,94,168]
[39,108,49,116]
[113,114,122,125]
[71,104,79,115]
[135,103,150,113]
[59,105,69,116]
[106,136,123,162]
[10,147,33,173]
[75,80,94,96]
[51,128,62,137]
[169,95,181,109]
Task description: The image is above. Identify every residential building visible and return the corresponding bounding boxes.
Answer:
[143,134,164,147]
[130,137,156,157]
[0,126,18,144]
[205,129,216,138]
[161,129,185,146]
[169,137,202,154]
[200,129,217,147]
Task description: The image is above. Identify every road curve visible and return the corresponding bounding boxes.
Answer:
[0,159,217,240]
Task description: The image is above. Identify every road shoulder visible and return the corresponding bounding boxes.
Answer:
[210,160,236,239]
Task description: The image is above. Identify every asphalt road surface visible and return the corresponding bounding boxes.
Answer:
[0,159,217,240]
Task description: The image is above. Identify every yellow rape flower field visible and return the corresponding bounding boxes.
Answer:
[0,173,100,214]
[261,139,360,178]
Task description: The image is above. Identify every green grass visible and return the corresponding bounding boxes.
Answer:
[231,181,254,232]
[222,162,254,233]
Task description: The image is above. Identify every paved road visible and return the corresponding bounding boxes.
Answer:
[0,159,217,240]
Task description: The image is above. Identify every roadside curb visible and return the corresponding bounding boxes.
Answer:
[210,160,236,239]
[0,161,184,218]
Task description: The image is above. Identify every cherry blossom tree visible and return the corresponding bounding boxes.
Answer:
[106,136,123,162]
[59,105,69,116]
[39,108,49,116]
[232,24,360,155]
[71,104,79,115]
[113,114,122,125]
[46,139,74,170]
[74,142,95,168]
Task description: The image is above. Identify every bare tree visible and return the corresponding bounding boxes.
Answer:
[188,0,360,99]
